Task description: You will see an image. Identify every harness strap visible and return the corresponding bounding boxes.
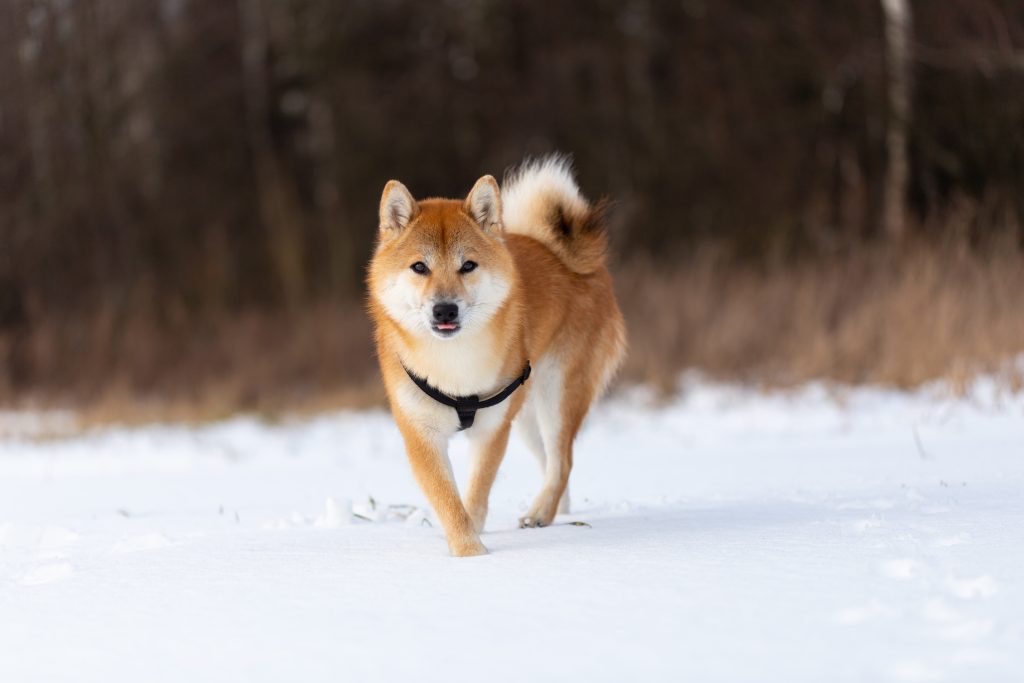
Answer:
[403,362,532,430]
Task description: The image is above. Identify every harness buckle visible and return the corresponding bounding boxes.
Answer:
[456,395,480,431]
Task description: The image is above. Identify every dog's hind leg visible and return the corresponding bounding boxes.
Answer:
[519,362,588,527]
[517,409,571,517]
[516,409,546,471]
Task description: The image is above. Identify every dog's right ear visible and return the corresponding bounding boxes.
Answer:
[379,180,418,238]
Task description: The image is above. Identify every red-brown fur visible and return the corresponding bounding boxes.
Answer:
[367,159,626,556]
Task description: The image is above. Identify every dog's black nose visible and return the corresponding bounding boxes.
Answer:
[432,302,459,323]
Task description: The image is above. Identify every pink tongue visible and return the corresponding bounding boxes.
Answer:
[437,323,458,330]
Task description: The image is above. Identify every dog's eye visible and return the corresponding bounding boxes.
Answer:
[410,262,429,275]
[459,261,478,274]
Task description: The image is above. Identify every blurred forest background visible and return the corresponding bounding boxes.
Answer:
[1,0,1023,420]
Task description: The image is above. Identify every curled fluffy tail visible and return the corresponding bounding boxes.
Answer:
[501,156,609,275]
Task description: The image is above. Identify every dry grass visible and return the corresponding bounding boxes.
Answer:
[1,242,1023,425]
[0,301,384,426]
[617,239,1024,395]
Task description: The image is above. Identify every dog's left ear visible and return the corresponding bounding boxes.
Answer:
[465,175,503,234]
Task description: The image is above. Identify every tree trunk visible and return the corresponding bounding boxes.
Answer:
[239,0,307,308]
[881,0,913,241]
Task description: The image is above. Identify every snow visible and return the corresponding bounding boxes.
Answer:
[1,378,1023,682]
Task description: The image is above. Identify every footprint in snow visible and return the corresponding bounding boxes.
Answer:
[879,558,918,580]
[0,524,79,551]
[18,561,74,586]
[922,598,994,643]
[845,517,884,534]
[945,574,997,600]
[834,599,899,625]
[887,659,944,682]
[931,533,970,548]
[111,533,172,554]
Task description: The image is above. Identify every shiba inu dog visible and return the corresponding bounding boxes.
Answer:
[367,157,626,556]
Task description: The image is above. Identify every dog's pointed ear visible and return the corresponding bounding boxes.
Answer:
[464,175,503,234]
[379,180,418,238]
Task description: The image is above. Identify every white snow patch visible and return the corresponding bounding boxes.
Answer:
[111,533,172,554]
[312,497,352,528]
[835,599,900,624]
[946,574,999,600]
[888,659,945,682]
[881,558,919,580]
[1,377,1023,682]
[18,561,74,586]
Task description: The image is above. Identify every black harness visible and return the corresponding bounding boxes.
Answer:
[403,361,532,430]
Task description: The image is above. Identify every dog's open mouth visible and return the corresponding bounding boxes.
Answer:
[432,322,461,337]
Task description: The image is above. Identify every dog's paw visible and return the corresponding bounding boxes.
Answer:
[518,514,554,529]
[518,516,543,528]
[519,496,559,528]
[449,535,488,557]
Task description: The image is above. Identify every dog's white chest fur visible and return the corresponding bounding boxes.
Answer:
[396,334,520,437]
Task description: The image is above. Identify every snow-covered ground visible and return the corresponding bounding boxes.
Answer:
[1,378,1022,682]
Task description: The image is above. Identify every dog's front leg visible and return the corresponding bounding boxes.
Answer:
[396,418,486,557]
[463,419,512,534]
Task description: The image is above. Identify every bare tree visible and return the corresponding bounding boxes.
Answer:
[240,0,307,308]
[881,0,913,241]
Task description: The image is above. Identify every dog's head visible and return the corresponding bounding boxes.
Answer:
[368,176,515,340]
